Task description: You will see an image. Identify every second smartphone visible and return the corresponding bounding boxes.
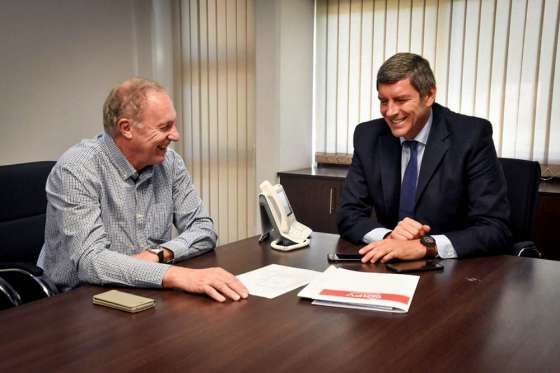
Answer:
[327,253,362,262]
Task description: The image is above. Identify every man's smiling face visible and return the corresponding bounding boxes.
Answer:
[128,91,179,170]
[378,77,435,140]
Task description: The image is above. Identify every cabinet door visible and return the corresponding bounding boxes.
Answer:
[535,193,560,260]
[280,175,344,234]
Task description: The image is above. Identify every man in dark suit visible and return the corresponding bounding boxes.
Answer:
[336,53,511,263]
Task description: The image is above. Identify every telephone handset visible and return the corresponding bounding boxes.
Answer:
[259,180,312,251]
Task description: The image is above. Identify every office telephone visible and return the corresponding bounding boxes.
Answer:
[258,180,312,251]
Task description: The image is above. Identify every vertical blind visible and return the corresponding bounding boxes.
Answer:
[314,0,560,168]
[180,0,256,244]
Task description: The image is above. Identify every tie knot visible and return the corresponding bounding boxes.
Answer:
[403,140,418,153]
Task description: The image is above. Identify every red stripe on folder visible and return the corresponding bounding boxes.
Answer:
[319,289,410,305]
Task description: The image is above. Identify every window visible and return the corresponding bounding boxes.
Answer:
[314,0,560,175]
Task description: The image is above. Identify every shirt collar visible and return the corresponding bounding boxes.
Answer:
[100,133,140,182]
[400,108,433,146]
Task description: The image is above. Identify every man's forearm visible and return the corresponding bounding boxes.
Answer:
[78,248,170,287]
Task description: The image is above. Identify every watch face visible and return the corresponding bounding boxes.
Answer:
[148,248,164,262]
[421,236,436,247]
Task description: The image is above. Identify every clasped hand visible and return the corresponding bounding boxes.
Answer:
[359,218,431,263]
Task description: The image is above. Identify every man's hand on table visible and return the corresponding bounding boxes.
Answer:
[163,266,249,302]
[359,238,428,263]
[359,218,433,263]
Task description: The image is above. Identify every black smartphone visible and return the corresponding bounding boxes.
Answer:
[386,260,444,273]
[327,253,362,262]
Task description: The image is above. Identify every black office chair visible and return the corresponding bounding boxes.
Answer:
[498,157,542,258]
[0,161,58,310]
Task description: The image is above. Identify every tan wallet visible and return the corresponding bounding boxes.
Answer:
[93,290,155,313]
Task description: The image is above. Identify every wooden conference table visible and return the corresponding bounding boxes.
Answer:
[1,232,560,372]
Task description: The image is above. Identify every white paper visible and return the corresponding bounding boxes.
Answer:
[237,264,321,299]
[298,265,420,313]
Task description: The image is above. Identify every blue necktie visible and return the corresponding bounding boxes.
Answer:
[399,140,418,220]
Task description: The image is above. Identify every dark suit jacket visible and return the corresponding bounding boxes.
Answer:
[336,103,512,257]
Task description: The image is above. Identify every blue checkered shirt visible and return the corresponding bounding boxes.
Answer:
[38,133,217,290]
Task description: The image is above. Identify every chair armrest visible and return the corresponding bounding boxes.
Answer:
[513,241,542,258]
[0,276,22,309]
[0,262,43,276]
[0,265,58,303]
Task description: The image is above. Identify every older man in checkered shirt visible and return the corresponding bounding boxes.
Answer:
[38,78,248,303]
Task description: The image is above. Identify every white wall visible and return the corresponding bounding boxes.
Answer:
[0,0,154,165]
[255,0,314,186]
[1,0,316,197]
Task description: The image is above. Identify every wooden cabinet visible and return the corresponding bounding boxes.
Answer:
[536,181,560,260]
[278,168,347,234]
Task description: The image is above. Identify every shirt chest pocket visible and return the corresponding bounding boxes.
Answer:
[147,203,173,242]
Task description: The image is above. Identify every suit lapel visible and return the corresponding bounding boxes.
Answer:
[377,132,401,221]
[416,104,450,204]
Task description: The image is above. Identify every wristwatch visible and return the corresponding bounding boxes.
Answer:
[147,246,165,263]
[420,235,438,258]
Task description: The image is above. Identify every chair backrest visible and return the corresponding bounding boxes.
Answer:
[0,161,56,264]
[498,157,541,244]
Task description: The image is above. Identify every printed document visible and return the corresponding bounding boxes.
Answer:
[298,266,419,313]
[237,264,321,299]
